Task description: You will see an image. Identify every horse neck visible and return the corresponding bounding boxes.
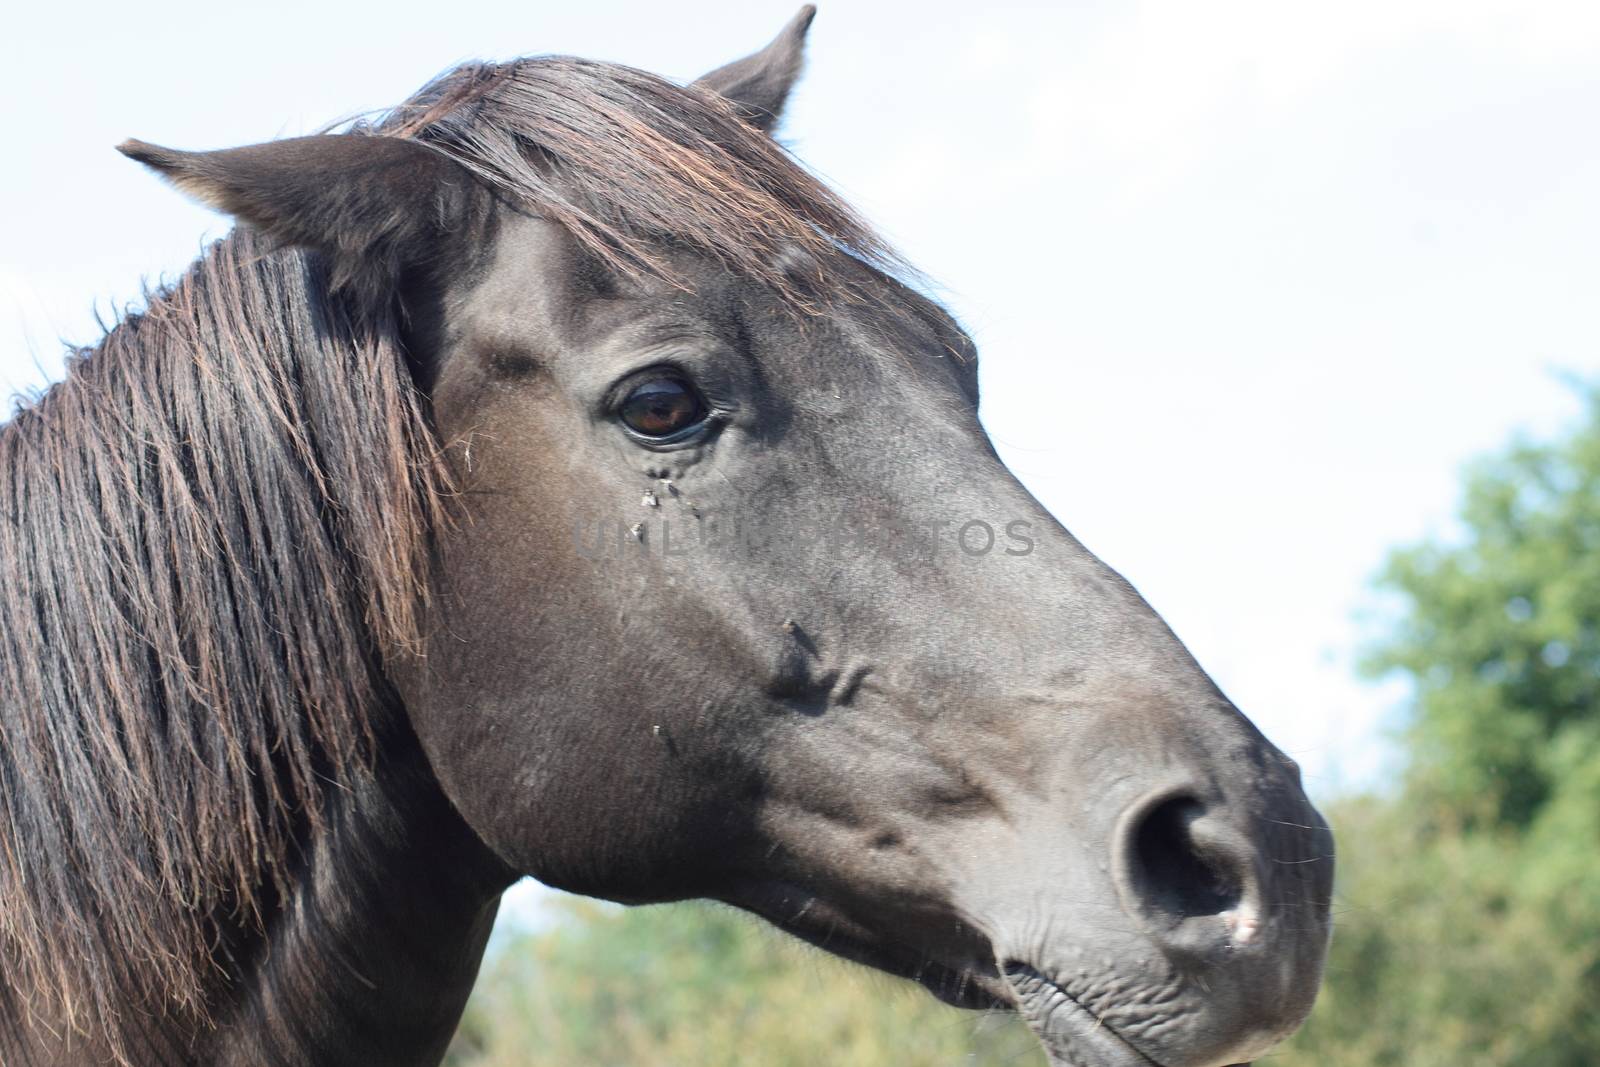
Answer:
[6,728,512,1067]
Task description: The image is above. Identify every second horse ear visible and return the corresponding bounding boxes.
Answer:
[117,134,487,310]
[693,5,816,134]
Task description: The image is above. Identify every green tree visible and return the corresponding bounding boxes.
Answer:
[1280,383,1600,1066]
[1371,384,1600,832]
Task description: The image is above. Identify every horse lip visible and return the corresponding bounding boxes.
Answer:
[724,880,1009,1010]
[1003,962,1170,1067]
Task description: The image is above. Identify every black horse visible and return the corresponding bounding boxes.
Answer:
[0,9,1332,1066]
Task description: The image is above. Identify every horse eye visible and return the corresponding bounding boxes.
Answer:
[618,377,708,439]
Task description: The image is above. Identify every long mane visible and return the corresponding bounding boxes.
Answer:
[0,230,448,1051]
[0,54,898,1061]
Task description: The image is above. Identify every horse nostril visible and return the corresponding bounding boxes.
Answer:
[1126,795,1245,924]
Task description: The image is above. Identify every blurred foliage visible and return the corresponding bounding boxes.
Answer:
[1365,383,1600,831]
[1275,794,1600,1066]
[444,897,1043,1067]
[448,385,1600,1065]
[1276,382,1600,1066]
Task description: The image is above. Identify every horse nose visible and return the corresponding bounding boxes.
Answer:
[1111,787,1266,955]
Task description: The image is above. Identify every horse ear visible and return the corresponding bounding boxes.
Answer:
[693,5,816,134]
[117,134,485,306]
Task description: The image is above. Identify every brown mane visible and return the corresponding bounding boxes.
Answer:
[382,56,903,307]
[0,54,898,1063]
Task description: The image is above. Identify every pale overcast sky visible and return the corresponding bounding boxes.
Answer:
[4,2,1597,923]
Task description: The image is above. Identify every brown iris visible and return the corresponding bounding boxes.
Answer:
[618,377,708,439]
